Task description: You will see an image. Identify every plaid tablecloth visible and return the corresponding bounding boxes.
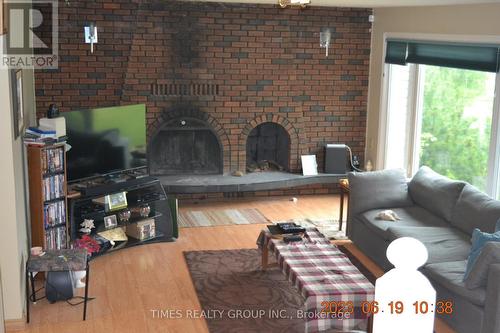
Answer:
[257,228,375,333]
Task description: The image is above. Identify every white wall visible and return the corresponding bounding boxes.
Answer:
[365,3,500,167]
[0,34,36,320]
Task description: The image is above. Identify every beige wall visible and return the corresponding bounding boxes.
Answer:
[366,3,500,168]
[0,35,36,320]
[0,269,4,333]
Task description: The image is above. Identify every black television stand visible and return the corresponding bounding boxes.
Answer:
[70,168,149,197]
[68,173,175,259]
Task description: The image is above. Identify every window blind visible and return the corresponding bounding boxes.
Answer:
[385,39,500,73]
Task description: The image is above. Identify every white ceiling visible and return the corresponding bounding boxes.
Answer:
[190,0,500,8]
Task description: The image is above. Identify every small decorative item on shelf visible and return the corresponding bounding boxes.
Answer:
[103,215,118,229]
[105,191,128,211]
[30,246,43,256]
[74,235,100,256]
[139,204,151,218]
[79,219,95,234]
[118,209,131,223]
[47,104,60,119]
[365,160,373,172]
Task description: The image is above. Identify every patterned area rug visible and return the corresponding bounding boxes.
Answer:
[184,247,375,333]
[273,218,347,240]
[179,208,269,227]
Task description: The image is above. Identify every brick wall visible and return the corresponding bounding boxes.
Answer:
[35,0,372,174]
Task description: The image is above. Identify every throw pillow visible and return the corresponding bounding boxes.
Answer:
[451,184,500,234]
[465,242,500,289]
[409,166,466,222]
[463,227,500,282]
[347,168,413,216]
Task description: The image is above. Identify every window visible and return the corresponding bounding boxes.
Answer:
[417,65,495,192]
[382,38,500,198]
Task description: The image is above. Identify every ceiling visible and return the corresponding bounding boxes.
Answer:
[190,0,500,8]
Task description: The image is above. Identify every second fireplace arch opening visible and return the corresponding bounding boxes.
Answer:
[246,122,290,172]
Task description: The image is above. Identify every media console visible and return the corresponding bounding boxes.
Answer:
[68,173,175,258]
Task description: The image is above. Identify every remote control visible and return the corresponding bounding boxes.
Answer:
[284,235,303,243]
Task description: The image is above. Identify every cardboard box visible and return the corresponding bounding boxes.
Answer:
[126,218,155,240]
[39,117,67,138]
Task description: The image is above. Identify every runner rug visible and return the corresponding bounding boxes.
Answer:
[179,208,269,227]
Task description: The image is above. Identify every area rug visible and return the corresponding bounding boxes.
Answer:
[184,247,375,333]
[179,208,269,227]
[272,218,348,240]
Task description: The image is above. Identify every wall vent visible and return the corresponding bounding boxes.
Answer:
[151,83,220,96]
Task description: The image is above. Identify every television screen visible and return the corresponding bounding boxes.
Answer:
[62,104,147,182]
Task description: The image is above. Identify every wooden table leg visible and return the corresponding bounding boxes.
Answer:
[367,314,374,333]
[339,190,345,231]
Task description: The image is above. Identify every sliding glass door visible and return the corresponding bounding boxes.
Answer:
[384,61,499,198]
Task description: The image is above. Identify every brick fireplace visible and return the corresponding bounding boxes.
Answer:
[148,108,224,175]
[35,0,372,180]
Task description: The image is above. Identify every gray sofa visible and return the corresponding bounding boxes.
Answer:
[347,166,500,333]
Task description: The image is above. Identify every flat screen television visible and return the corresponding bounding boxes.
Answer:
[62,104,147,182]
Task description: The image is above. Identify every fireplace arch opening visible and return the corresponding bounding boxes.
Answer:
[149,117,223,175]
[246,122,290,172]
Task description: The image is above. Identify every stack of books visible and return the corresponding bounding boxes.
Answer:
[24,127,66,145]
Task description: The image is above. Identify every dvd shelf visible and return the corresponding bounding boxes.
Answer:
[42,146,64,174]
[43,174,65,201]
[43,200,66,228]
[28,143,69,250]
[45,226,67,250]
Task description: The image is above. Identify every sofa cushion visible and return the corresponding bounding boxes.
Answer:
[451,184,500,235]
[465,242,500,289]
[347,169,412,217]
[464,228,500,281]
[359,206,449,240]
[386,226,471,264]
[408,166,466,222]
[423,260,486,307]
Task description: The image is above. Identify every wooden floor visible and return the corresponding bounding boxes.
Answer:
[11,195,455,333]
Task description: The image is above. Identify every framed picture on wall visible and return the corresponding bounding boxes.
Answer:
[10,69,24,138]
[1,0,7,35]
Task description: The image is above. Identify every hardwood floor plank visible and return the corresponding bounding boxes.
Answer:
[12,194,455,333]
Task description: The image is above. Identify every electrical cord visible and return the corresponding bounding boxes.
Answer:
[346,145,363,172]
[66,296,95,307]
[30,286,47,302]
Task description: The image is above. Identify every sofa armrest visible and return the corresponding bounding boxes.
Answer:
[481,263,500,333]
[347,169,412,217]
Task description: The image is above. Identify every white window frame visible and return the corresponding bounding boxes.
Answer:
[378,33,500,198]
